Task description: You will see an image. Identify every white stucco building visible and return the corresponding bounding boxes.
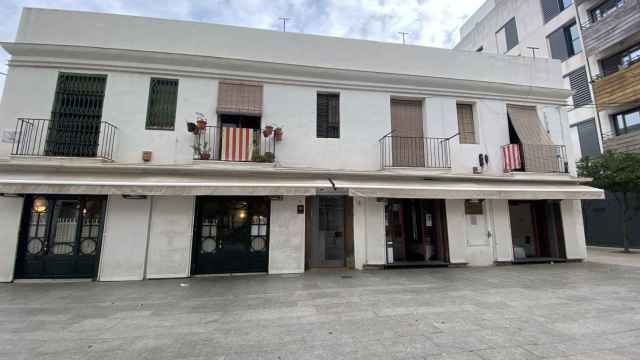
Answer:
[0,8,603,282]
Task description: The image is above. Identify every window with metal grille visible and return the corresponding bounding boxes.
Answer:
[146,78,179,130]
[567,67,592,107]
[456,103,476,144]
[317,93,340,138]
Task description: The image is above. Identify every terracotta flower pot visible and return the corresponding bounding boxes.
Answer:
[200,152,211,160]
[274,128,283,142]
[263,126,274,137]
[196,119,207,130]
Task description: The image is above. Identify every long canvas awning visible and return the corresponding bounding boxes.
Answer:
[334,179,604,200]
[0,172,604,200]
[0,174,324,196]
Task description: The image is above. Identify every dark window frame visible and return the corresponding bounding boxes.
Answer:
[316,92,340,139]
[145,77,179,131]
[541,0,573,23]
[613,106,640,136]
[548,20,582,61]
[496,17,519,53]
[590,0,625,23]
[599,42,640,77]
[564,22,582,57]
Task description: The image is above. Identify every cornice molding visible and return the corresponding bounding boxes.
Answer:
[2,42,572,105]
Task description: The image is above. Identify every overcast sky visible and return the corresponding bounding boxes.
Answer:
[0,0,485,98]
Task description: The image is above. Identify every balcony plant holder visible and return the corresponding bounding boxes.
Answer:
[274,128,283,142]
[263,125,274,138]
[196,119,207,130]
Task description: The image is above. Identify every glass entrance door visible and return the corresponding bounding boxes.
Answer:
[192,197,270,274]
[15,195,106,279]
[309,196,345,267]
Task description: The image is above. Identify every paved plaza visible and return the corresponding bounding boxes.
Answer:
[2,260,640,359]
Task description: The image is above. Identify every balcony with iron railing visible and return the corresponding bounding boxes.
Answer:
[501,144,568,174]
[192,125,276,163]
[579,0,640,54]
[11,118,118,161]
[379,132,452,169]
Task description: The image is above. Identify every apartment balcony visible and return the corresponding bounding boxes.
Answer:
[501,144,568,174]
[192,125,276,163]
[379,134,452,169]
[579,0,640,55]
[593,59,640,108]
[11,118,118,161]
[603,130,640,153]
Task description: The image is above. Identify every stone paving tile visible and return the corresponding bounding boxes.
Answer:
[2,262,640,359]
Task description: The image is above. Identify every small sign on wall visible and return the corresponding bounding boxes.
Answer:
[465,200,484,215]
[297,205,304,214]
[1,129,18,144]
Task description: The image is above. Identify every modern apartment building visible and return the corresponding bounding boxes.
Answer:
[0,8,602,282]
[457,0,640,248]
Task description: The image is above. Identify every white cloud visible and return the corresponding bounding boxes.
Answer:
[0,0,485,99]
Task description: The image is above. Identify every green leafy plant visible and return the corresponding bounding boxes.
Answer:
[578,152,640,252]
[191,141,210,160]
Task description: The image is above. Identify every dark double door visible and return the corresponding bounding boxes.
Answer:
[192,197,270,274]
[15,195,106,279]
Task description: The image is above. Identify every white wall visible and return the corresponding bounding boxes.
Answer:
[561,199,588,260]
[145,196,195,278]
[446,199,468,264]
[491,200,515,262]
[0,197,23,282]
[98,195,151,281]
[268,196,306,274]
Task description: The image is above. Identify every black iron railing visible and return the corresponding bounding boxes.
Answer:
[193,126,276,162]
[379,134,451,168]
[11,118,118,160]
[502,144,568,173]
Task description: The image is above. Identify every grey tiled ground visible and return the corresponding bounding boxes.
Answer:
[2,262,640,359]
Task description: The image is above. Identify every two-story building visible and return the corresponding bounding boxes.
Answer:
[0,8,603,282]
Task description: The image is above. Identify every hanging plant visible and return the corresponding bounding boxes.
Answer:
[274,127,283,142]
[195,112,208,130]
[263,125,274,138]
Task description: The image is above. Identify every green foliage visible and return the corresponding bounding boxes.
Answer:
[577,152,640,193]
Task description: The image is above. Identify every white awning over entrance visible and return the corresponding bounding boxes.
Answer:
[334,179,604,200]
[0,173,324,196]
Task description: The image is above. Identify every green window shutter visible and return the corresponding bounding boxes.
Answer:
[146,78,179,130]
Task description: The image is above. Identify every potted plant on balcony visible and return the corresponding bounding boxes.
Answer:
[191,141,210,160]
[274,127,284,142]
[263,125,274,138]
[195,112,208,130]
[263,151,275,163]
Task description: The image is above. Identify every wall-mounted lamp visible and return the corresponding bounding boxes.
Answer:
[32,197,48,213]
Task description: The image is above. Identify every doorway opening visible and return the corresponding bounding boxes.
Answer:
[191,196,270,275]
[15,195,107,279]
[305,196,354,269]
[384,199,449,266]
[509,200,566,263]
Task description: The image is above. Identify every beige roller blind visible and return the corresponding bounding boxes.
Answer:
[507,105,554,145]
[507,105,557,173]
[456,104,476,144]
[217,80,263,116]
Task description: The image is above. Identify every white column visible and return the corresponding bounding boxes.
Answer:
[0,197,24,282]
[561,200,587,260]
[145,196,195,279]
[491,200,514,262]
[98,195,151,281]
[365,198,386,266]
[353,196,367,270]
[445,199,467,264]
[269,196,305,274]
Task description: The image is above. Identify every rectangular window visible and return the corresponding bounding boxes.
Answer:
[600,43,640,77]
[590,0,624,23]
[541,0,573,23]
[567,67,592,108]
[456,103,476,144]
[504,18,519,52]
[576,119,601,158]
[146,78,179,130]
[317,93,340,138]
[613,107,640,135]
[548,21,581,61]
